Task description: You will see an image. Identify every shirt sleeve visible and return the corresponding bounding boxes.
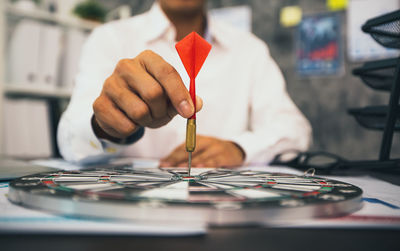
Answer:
[57,26,142,164]
[228,43,312,164]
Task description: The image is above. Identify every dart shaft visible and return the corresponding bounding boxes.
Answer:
[188,152,192,176]
[186,119,196,152]
[186,118,196,175]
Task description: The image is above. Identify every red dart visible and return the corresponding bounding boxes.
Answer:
[175,32,211,175]
[175,32,212,119]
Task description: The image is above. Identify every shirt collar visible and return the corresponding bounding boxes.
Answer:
[144,2,175,43]
[144,1,229,48]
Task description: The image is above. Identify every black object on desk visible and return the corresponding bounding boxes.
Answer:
[352,58,398,91]
[349,10,400,162]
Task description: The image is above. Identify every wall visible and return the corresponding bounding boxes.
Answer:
[99,0,400,160]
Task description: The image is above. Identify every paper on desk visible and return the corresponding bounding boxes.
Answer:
[0,182,205,236]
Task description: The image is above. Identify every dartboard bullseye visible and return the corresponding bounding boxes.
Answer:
[8,166,363,225]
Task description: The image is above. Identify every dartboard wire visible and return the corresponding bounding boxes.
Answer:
[186,181,250,202]
[205,179,264,186]
[110,174,173,179]
[263,181,327,186]
[44,174,175,193]
[43,172,174,184]
[203,173,324,182]
[193,181,235,191]
[265,181,350,187]
[205,178,268,183]
[215,183,293,201]
[204,180,254,190]
[166,169,192,176]
[110,178,174,182]
[201,179,331,196]
[256,185,322,195]
[112,170,175,177]
[247,175,327,181]
[115,179,182,190]
[53,180,179,196]
[205,179,329,187]
[55,170,173,179]
[198,171,242,179]
[257,181,340,195]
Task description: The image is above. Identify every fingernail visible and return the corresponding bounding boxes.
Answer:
[178,100,193,118]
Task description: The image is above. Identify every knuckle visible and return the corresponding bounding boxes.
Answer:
[142,86,162,101]
[118,123,136,138]
[93,97,106,113]
[103,77,114,94]
[131,104,150,121]
[139,49,154,58]
[158,64,177,79]
[115,59,131,74]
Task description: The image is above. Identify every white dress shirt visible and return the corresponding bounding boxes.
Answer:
[57,2,312,165]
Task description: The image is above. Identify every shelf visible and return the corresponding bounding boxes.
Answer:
[5,4,100,30]
[352,58,399,91]
[362,10,400,49]
[348,106,400,131]
[4,84,72,99]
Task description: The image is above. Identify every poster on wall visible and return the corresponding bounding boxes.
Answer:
[296,13,342,76]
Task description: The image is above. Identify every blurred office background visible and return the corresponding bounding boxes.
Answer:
[0,0,399,161]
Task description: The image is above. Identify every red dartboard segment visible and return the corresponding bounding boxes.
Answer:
[175,32,212,119]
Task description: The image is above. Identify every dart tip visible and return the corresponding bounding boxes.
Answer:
[188,152,192,176]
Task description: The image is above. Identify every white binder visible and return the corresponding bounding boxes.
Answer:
[38,24,62,90]
[8,20,41,86]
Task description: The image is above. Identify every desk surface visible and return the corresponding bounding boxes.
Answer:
[1,227,400,251]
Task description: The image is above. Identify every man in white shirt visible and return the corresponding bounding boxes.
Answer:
[57,0,312,167]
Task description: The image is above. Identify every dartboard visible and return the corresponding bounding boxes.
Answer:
[8,166,363,225]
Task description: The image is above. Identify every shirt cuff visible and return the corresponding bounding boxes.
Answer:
[98,127,145,152]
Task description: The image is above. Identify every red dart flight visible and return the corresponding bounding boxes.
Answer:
[175,31,212,119]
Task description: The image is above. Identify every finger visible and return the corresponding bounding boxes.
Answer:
[167,96,202,119]
[138,50,195,118]
[93,95,138,138]
[195,95,203,112]
[116,59,168,119]
[103,75,152,126]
